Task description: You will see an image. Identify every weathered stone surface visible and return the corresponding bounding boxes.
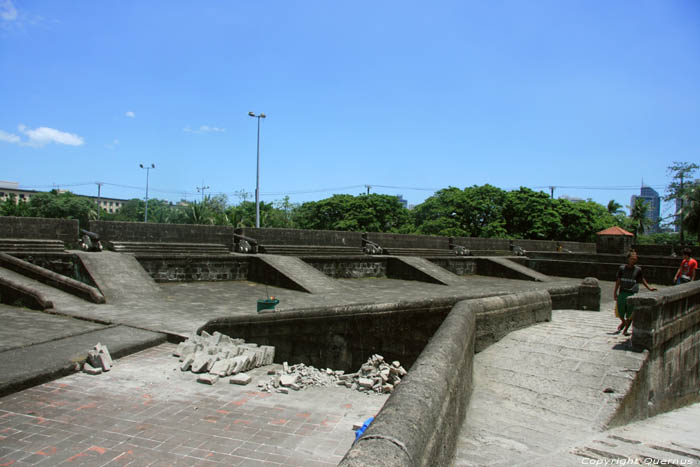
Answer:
[197,374,218,385]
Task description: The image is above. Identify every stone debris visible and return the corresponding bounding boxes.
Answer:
[83,343,113,374]
[230,373,252,385]
[173,331,275,385]
[258,354,406,395]
[197,374,219,385]
[82,363,102,375]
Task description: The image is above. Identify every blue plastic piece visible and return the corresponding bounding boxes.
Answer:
[354,416,375,443]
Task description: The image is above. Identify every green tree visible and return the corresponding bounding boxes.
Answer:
[665,161,699,241]
[0,193,31,217]
[295,194,411,232]
[607,200,623,215]
[413,185,508,237]
[502,187,561,239]
[681,185,700,243]
[554,199,616,242]
[25,190,97,228]
[628,197,651,241]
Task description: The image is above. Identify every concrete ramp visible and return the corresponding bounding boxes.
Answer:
[393,256,465,285]
[254,255,343,294]
[478,257,550,282]
[75,251,161,303]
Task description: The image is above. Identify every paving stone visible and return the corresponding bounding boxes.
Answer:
[230,373,252,385]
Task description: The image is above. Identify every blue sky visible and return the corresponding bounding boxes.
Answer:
[1,1,698,220]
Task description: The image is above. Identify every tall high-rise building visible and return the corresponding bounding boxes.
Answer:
[631,185,660,233]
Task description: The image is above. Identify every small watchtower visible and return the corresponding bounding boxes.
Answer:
[596,226,634,254]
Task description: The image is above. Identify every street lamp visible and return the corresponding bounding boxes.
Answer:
[139,163,155,222]
[248,111,266,228]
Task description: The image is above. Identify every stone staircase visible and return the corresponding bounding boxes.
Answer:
[382,247,456,257]
[255,255,344,294]
[259,245,366,256]
[392,256,465,285]
[106,241,230,255]
[0,238,66,253]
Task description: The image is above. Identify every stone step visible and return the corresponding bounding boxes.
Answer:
[107,241,229,255]
[0,238,65,252]
[260,245,366,256]
[383,247,456,257]
[256,255,344,294]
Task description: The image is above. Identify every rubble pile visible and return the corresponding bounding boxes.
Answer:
[259,354,408,395]
[336,354,407,394]
[173,331,275,385]
[82,343,113,375]
[258,362,345,393]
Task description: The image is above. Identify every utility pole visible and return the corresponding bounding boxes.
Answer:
[549,186,555,199]
[196,184,210,202]
[95,182,103,219]
[365,185,371,195]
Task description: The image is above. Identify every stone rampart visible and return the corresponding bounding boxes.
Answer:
[303,257,388,279]
[237,227,363,247]
[512,238,596,253]
[0,275,54,310]
[136,255,249,282]
[610,281,700,425]
[366,232,449,250]
[453,237,510,251]
[0,216,78,244]
[339,291,552,466]
[89,221,235,250]
[0,252,104,304]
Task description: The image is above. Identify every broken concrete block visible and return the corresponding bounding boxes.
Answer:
[83,363,102,375]
[209,359,230,377]
[230,373,252,385]
[279,374,299,387]
[358,378,374,389]
[197,374,219,385]
[277,387,289,394]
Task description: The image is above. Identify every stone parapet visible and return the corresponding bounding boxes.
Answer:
[0,216,78,244]
[0,252,104,304]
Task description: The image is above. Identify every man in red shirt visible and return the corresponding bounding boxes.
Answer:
[674,248,698,284]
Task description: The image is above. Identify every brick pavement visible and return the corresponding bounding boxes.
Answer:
[0,343,387,466]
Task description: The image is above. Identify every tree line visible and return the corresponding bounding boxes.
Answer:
[2,163,699,244]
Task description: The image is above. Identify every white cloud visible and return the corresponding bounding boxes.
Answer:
[184,125,226,134]
[125,111,135,118]
[0,129,20,143]
[0,0,17,21]
[17,124,85,147]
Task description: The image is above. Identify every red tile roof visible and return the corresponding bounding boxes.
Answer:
[597,226,634,236]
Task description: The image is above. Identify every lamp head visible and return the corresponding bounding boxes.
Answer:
[139,164,144,168]
[248,111,255,117]
[260,113,266,118]
[151,163,155,168]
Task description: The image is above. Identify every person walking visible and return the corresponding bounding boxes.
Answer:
[613,250,657,336]
[673,247,697,284]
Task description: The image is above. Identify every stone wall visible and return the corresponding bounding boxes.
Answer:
[597,234,633,254]
[427,258,478,276]
[10,253,97,288]
[238,227,363,247]
[89,221,235,250]
[0,216,78,244]
[513,238,596,253]
[453,237,510,251]
[0,275,53,310]
[366,232,449,250]
[525,254,677,286]
[610,281,700,425]
[339,291,552,467]
[303,257,388,279]
[136,255,249,282]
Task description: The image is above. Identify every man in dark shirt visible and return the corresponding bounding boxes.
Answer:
[613,250,657,336]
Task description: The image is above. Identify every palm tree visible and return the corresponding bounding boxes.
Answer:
[629,197,651,241]
[682,186,700,243]
[607,200,623,215]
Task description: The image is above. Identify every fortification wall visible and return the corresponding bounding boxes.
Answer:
[0,216,77,244]
[88,221,235,250]
[610,281,700,425]
[237,227,363,247]
[366,232,449,249]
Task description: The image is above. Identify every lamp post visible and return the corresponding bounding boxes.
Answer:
[248,111,266,228]
[139,163,155,222]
